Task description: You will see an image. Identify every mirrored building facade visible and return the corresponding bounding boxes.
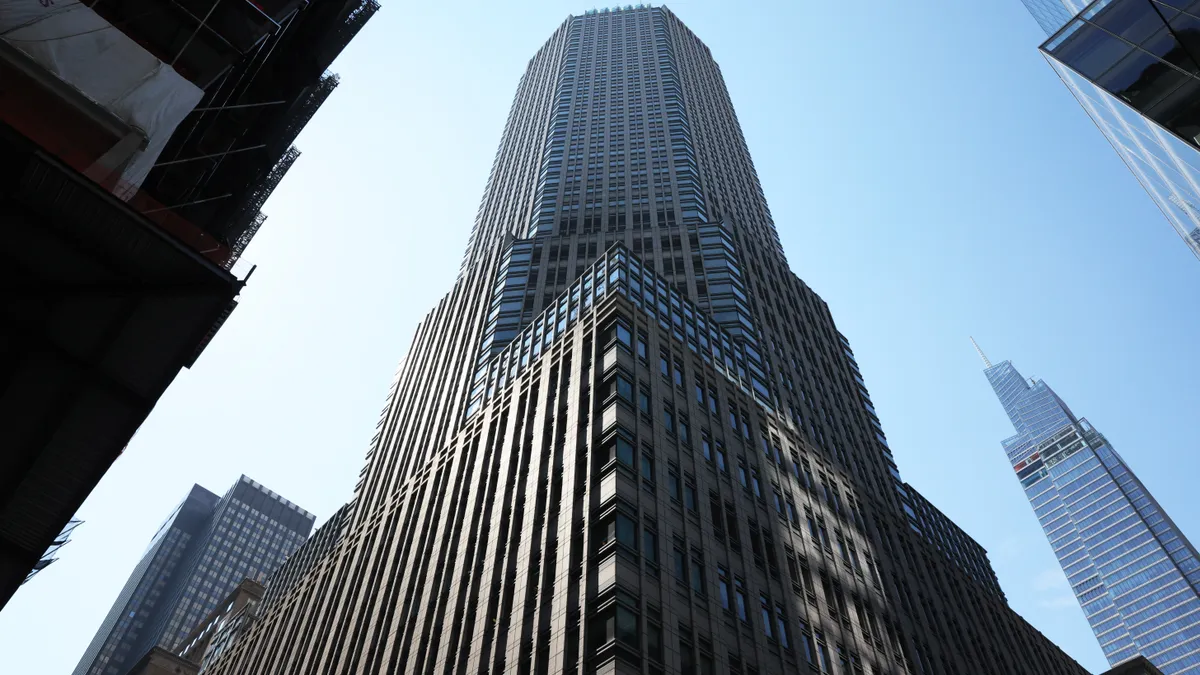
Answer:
[1019,0,1200,261]
[982,352,1200,673]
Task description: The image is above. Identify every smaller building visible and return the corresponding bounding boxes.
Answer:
[72,477,314,675]
[175,579,265,672]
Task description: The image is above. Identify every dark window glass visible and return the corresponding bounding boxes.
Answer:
[616,513,637,549]
[684,483,697,512]
[690,558,705,593]
[718,566,730,610]
[616,437,635,466]
[647,622,662,661]
[1051,22,1133,80]
[801,631,815,664]
[614,322,632,347]
[615,606,639,648]
[1093,0,1170,45]
[641,453,655,482]
[643,530,658,564]
[616,375,632,401]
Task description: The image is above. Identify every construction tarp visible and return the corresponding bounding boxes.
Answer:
[0,0,203,198]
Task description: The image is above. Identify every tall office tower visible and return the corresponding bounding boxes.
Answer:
[1016,0,1200,261]
[0,0,376,607]
[204,6,1087,675]
[979,346,1200,673]
[72,477,314,675]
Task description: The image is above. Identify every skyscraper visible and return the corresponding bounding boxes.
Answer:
[1016,0,1200,261]
[203,6,1088,674]
[978,343,1200,673]
[72,477,314,675]
[0,0,376,607]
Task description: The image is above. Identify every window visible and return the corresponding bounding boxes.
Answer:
[701,432,712,462]
[716,444,727,473]
[750,468,762,498]
[643,529,658,565]
[614,374,633,402]
[605,513,637,550]
[636,335,647,361]
[679,417,689,443]
[690,556,705,594]
[638,388,651,415]
[616,606,639,648]
[660,352,670,378]
[775,604,790,648]
[683,481,697,512]
[800,625,815,664]
[591,605,639,651]
[681,640,695,675]
[737,460,748,489]
[646,620,662,662]
[760,595,773,639]
[614,322,631,348]
[717,566,731,611]
[708,389,718,415]
[673,544,687,583]
[734,577,748,622]
[817,633,832,672]
[663,407,675,435]
[612,436,635,467]
[668,466,681,500]
[695,382,705,405]
[641,453,655,482]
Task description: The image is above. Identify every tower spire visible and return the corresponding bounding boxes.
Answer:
[970,336,992,368]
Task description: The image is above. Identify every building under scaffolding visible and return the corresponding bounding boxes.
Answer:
[0,0,377,609]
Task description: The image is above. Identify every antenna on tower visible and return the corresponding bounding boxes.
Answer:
[969,336,992,368]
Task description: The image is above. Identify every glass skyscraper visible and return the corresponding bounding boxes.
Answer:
[1018,0,1200,261]
[980,346,1200,673]
[72,476,314,675]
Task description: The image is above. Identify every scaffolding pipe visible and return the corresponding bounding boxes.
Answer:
[189,100,288,113]
[140,192,233,214]
[152,144,266,167]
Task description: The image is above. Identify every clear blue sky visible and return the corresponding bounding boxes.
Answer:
[3,2,1198,673]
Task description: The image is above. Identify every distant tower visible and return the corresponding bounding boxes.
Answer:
[979,347,1200,673]
[71,477,314,675]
